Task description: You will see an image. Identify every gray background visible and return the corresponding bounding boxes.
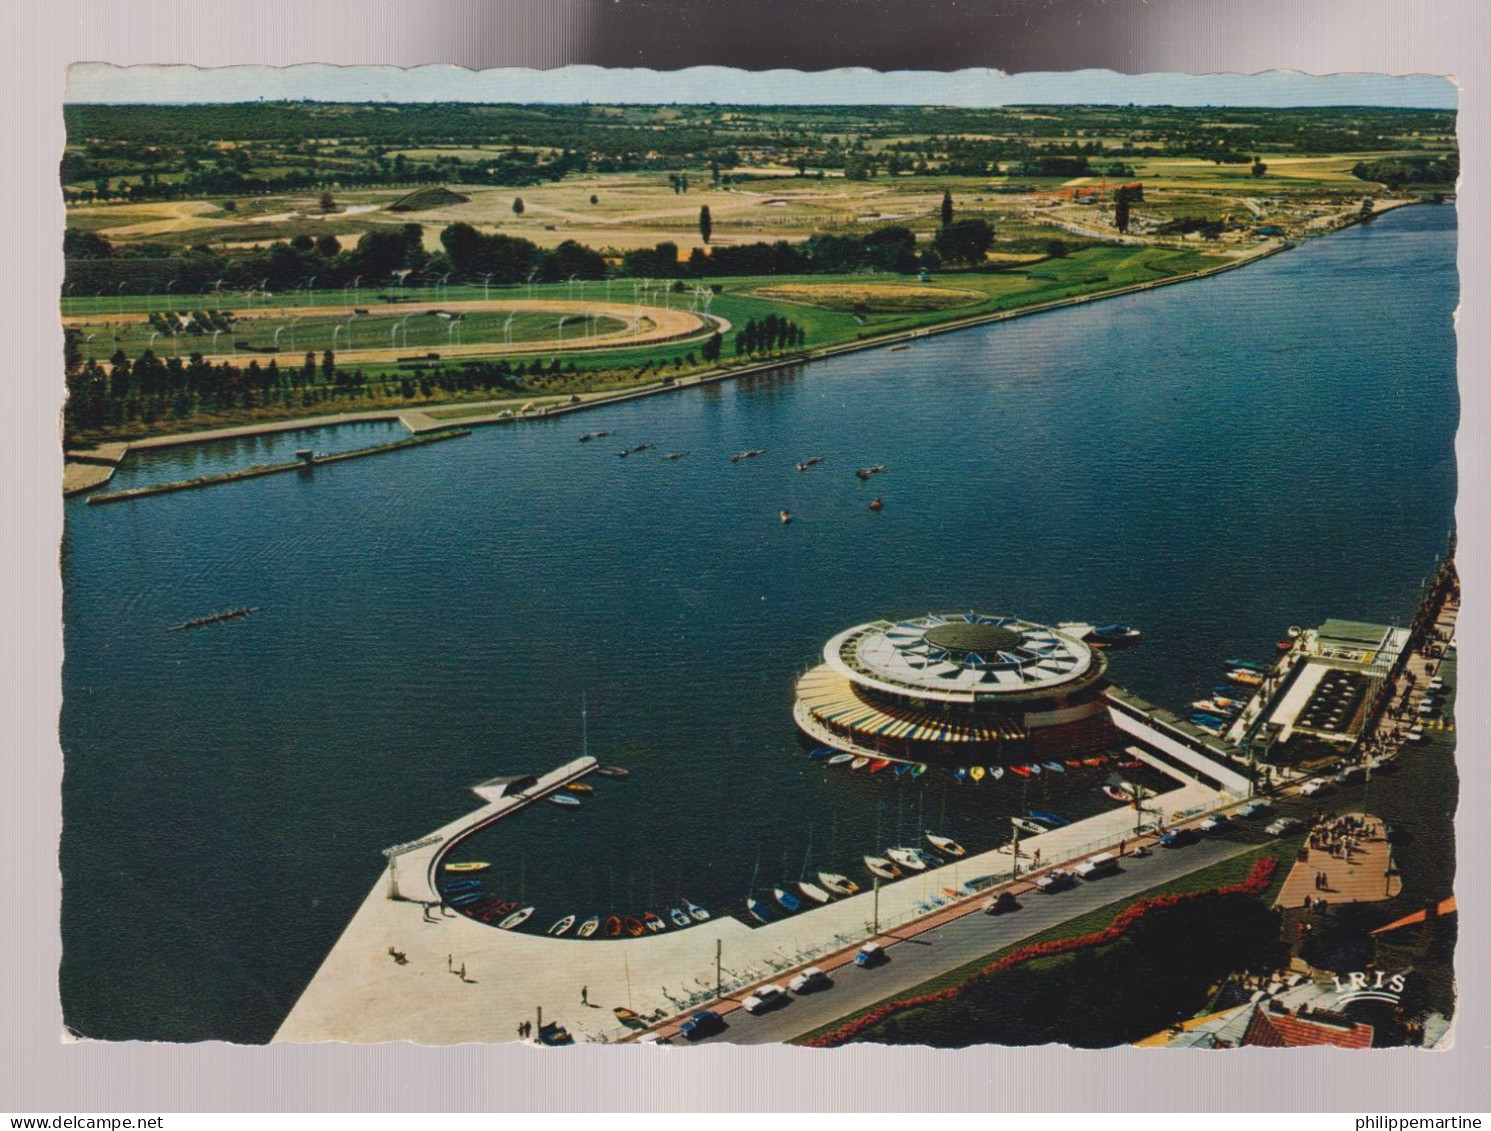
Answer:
[5,0,1486,1113]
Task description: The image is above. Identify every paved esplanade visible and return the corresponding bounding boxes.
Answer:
[275,765,1224,1044]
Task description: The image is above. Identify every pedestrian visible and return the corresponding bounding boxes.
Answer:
[581,985,589,1006]
[1118,838,1126,857]
[1320,872,1328,891]
[516,1022,524,1040]
[458,962,466,981]
[447,954,452,973]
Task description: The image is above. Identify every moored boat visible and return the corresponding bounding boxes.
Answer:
[969,765,985,783]
[808,748,834,760]
[499,906,535,930]
[1083,756,1107,766]
[818,871,860,896]
[624,916,645,937]
[643,911,667,933]
[604,915,622,938]
[926,832,966,857]
[1065,758,1084,768]
[669,907,691,928]
[1227,669,1264,687]
[577,915,601,938]
[1029,809,1070,828]
[548,793,582,808]
[443,861,490,873]
[954,767,969,784]
[1011,817,1046,836]
[990,765,1005,780]
[1090,624,1142,646]
[886,847,927,872]
[798,881,832,904]
[564,782,593,794]
[851,757,870,771]
[595,765,630,779]
[864,855,901,880]
[911,763,927,778]
[1010,764,1031,777]
[685,900,710,922]
[868,759,891,773]
[828,752,855,766]
[1042,761,1066,773]
[1225,659,1267,672]
[1028,763,1043,775]
[894,761,913,777]
[773,887,802,913]
[548,914,576,937]
[746,898,772,924]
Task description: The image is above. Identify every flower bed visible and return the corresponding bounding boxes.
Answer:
[802,856,1279,1048]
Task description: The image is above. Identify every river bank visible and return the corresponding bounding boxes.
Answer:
[62,208,1402,497]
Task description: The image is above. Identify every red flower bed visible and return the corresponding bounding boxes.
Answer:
[802,856,1278,1048]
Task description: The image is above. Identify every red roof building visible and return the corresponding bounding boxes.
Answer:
[1241,1003,1374,1050]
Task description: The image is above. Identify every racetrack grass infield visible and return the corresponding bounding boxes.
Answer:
[790,836,1301,1046]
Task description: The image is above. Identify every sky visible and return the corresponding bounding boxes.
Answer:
[64,64,1457,109]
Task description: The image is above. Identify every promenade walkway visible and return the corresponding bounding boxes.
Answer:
[1274,812,1399,909]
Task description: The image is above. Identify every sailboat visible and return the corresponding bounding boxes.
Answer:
[926,832,966,857]
[796,828,832,904]
[747,898,772,924]
[684,899,710,922]
[864,855,901,880]
[818,871,860,896]
[885,846,928,872]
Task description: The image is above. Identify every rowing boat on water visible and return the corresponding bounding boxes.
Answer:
[443,861,490,873]
[1010,764,1031,777]
[990,766,1005,780]
[851,757,870,770]
[643,911,667,933]
[868,759,891,773]
[864,855,901,880]
[605,915,622,937]
[668,907,691,928]
[577,915,601,938]
[499,906,535,930]
[684,899,710,922]
[624,916,645,937]
[1042,761,1066,773]
[954,767,969,784]
[548,793,582,808]
[969,765,985,783]
[827,753,854,766]
[595,765,630,779]
[911,763,927,778]
[548,914,576,936]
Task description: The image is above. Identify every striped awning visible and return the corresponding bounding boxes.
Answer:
[796,665,1025,744]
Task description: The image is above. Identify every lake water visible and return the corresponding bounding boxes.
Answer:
[60,205,1458,1042]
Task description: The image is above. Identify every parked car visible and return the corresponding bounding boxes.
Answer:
[741,984,788,1015]
[1197,814,1231,833]
[1073,852,1121,879]
[1034,869,1077,893]
[1266,817,1303,837]
[982,890,1020,915]
[1160,828,1199,849]
[1300,779,1333,797]
[1235,800,1273,819]
[788,967,832,994]
[855,941,887,968]
[680,1010,725,1041]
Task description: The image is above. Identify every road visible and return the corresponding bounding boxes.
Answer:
[687,829,1269,1045]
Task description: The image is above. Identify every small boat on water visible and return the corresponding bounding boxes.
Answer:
[869,759,892,773]
[1192,699,1234,716]
[1103,785,1131,802]
[1065,758,1085,768]
[668,907,691,928]
[577,916,601,938]
[780,509,793,524]
[1010,764,1031,777]
[1029,809,1070,828]
[954,767,969,784]
[851,757,870,771]
[990,766,1005,780]
[548,793,582,808]
[1090,624,1142,647]
[1193,720,1223,737]
[1028,763,1043,775]
[499,906,535,931]
[1042,761,1066,773]
[1011,817,1046,836]
[548,914,576,937]
[864,855,901,880]
[624,916,646,937]
[643,911,667,933]
[886,847,928,872]
[808,747,834,760]
[911,763,927,778]
[605,915,622,938]
[773,887,802,913]
[1083,756,1107,767]
[894,761,913,777]
[1227,669,1264,687]
[595,765,630,779]
[798,881,832,904]
[443,861,490,873]
[1191,712,1226,728]
[969,766,985,783]
[819,871,860,896]
[685,900,710,922]
[926,832,966,857]
[746,898,772,924]
[869,497,884,511]
[828,753,854,766]
[564,782,593,794]
[1225,658,1267,672]
[1276,639,1294,652]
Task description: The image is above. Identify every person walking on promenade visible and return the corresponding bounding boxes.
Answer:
[581,985,589,1006]
[516,1021,524,1040]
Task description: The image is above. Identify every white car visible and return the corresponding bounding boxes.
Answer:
[1235,800,1273,819]
[788,967,832,994]
[1266,817,1303,837]
[741,984,788,1015]
[1300,779,1332,797]
[1197,814,1230,833]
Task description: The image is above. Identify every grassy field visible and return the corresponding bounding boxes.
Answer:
[791,836,1300,1046]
